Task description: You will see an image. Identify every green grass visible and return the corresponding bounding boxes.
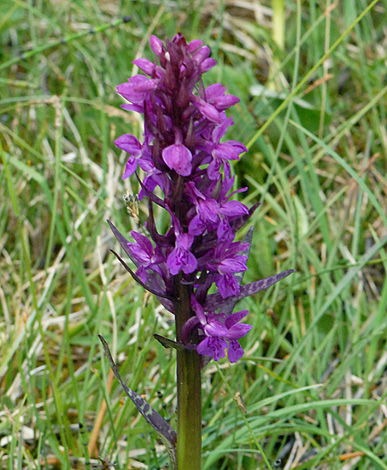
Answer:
[1,0,387,469]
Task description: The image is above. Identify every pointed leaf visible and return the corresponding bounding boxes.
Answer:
[153,334,185,350]
[98,335,177,469]
[205,269,296,311]
[111,249,173,300]
[107,219,138,265]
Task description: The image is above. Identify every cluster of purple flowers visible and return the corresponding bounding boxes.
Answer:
[111,34,293,363]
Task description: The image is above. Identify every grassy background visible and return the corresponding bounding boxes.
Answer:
[1,0,387,469]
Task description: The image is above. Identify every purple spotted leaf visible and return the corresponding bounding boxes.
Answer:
[98,335,177,469]
[107,219,138,265]
[205,269,296,312]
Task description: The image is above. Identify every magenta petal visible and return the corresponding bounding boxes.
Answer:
[218,256,248,274]
[149,35,163,56]
[204,320,229,337]
[207,158,221,180]
[213,142,241,161]
[205,83,226,99]
[225,310,249,328]
[188,215,206,235]
[138,155,155,173]
[177,233,194,250]
[128,244,150,264]
[121,103,144,113]
[187,39,204,53]
[191,295,207,324]
[132,58,155,75]
[167,241,197,275]
[130,230,153,254]
[229,140,248,153]
[193,46,211,65]
[212,118,233,142]
[227,323,252,340]
[166,249,182,275]
[185,181,204,200]
[214,95,240,110]
[198,101,222,124]
[117,76,156,102]
[181,251,197,274]
[133,77,157,92]
[197,337,227,361]
[227,340,244,363]
[201,58,217,72]
[217,219,233,242]
[162,144,192,176]
[115,134,142,155]
[216,274,240,299]
[198,199,219,222]
[122,156,139,179]
[220,200,249,217]
[197,337,211,356]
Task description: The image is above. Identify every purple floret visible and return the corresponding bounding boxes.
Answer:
[191,295,252,363]
[167,233,197,275]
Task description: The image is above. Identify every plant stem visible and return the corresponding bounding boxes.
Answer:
[176,347,202,469]
[175,280,202,470]
[272,0,285,52]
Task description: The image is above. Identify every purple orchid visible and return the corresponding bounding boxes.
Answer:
[127,231,165,283]
[167,232,197,275]
[189,295,252,363]
[110,33,295,363]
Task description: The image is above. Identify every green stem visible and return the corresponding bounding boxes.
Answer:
[175,279,202,470]
[272,0,285,52]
